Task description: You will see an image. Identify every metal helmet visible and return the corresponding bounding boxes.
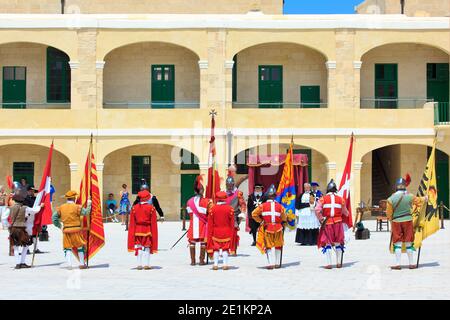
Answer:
[396,177,407,190]
[140,178,149,191]
[225,176,235,186]
[266,184,277,198]
[326,179,338,194]
[12,181,21,191]
[12,186,27,203]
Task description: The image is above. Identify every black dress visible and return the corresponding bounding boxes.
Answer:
[247,194,267,243]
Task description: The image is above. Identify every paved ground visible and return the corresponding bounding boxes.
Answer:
[0,220,449,300]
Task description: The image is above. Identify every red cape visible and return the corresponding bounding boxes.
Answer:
[127,203,158,253]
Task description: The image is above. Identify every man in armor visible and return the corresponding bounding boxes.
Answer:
[224,175,246,256]
[315,179,349,269]
[387,176,427,270]
[186,176,212,266]
[252,184,287,270]
[247,184,267,246]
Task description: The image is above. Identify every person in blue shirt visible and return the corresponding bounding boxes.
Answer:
[105,193,119,223]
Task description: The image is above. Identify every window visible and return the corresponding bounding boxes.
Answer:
[131,156,151,194]
[47,47,71,103]
[180,149,200,170]
[13,162,34,187]
[375,64,398,108]
[234,149,249,174]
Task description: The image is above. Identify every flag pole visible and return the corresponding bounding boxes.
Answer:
[86,134,93,268]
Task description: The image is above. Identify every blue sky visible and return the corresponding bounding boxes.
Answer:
[283,0,363,14]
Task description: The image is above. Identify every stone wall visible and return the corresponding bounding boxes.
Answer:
[103,43,200,105]
[361,43,449,104]
[235,43,327,106]
[0,43,47,104]
[0,0,283,14]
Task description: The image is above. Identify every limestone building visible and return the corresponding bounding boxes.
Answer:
[0,0,449,220]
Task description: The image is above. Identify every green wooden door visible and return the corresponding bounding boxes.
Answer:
[427,63,449,122]
[151,65,175,109]
[375,64,397,109]
[2,66,26,109]
[300,86,320,108]
[131,156,151,194]
[180,174,197,219]
[436,150,449,218]
[13,162,34,186]
[258,65,283,108]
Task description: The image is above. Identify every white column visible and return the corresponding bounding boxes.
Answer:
[198,60,209,109]
[96,61,105,109]
[325,161,337,182]
[353,61,363,109]
[225,60,235,110]
[69,163,79,191]
[69,61,80,109]
[352,161,363,223]
[96,162,104,205]
[326,61,337,109]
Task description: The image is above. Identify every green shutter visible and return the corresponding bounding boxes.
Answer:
[375,64,398,109]
[151,65,175,108]
[131,156,151,194]
[2,66,26,109]
[427,63,449,123]
[47,47,71,103]
[258,65,283,108]
[13,162,34,186]
[300,86,321,108]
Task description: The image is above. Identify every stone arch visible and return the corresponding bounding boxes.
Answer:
[0,143,71,206]
[102,42,201,108]
[102,143,203,220]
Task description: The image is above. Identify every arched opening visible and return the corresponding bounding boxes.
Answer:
[360,144,449,217]
[102,144,201,220]
[232,42,328,109]
[0,144,70,207]
[0,42,71,109]
[360,43,449,114]
[233,143,329,199]
[103,42,200,109]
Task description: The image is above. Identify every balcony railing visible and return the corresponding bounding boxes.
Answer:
[1,102,70,109]
[232,102,328,109]
[103,101,200,109]
[360,98,433,109]
[434,102,450,125]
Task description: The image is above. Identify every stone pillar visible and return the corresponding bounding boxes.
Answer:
[69,61,80,109]
[96,163,104,205]
[206,30,227,112]
[352,161,363,222]
[224,60,235,110]
[326,61,337,109]
[335,29,356,109]
[73,29,98,109]
[96,61,105,109]
[325,162,337,182]
[198,60,209,109]
[353,61,363,109]
[69,163,80,191]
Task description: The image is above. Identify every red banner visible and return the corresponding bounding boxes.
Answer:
[338,135,354,229]
[33,143,53,234]
[205,113,220,202]
[78,140,105,260]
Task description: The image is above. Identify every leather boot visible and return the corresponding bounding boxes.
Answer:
[190,246,196,266]
[199,246,206,265]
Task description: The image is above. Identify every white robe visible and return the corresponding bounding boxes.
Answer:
[296,192,320,230]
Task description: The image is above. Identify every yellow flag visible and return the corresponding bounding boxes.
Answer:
[412,141,440,249]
